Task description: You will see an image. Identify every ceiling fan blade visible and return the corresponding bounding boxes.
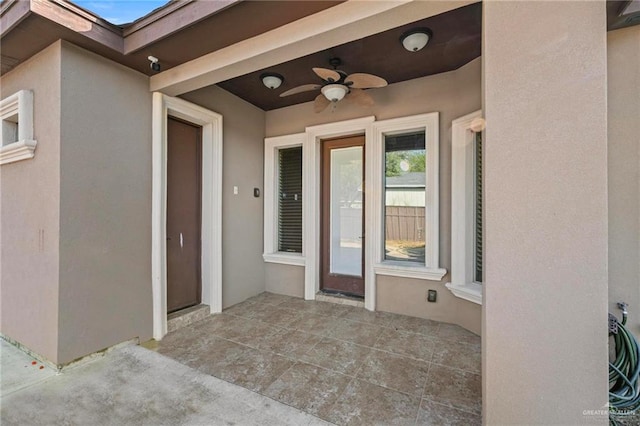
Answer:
[312,67,341,83]
[313,93,331,113]
[279,84,321,97]
[346,89,375,107]
[345,73,388,89]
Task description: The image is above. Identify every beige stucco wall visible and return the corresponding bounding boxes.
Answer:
[265,58,482,333]
[265,263,305,298]
[181,85,266,309]
[0,43,62,362]
[608,25,640,338]
[483,2,608,424]
[57,43,153,364]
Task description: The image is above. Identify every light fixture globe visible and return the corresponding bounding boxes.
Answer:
[400,28,432,52]
[321,84,348,102]
[260,73,284,89]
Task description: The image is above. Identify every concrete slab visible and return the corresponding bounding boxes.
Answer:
[0,343,333,425]
[1,339,57,397]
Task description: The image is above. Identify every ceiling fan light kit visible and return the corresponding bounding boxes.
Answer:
[400,28,432,52]
[277,57,388,112]
[321,84,348,102]
[260,72,284,89]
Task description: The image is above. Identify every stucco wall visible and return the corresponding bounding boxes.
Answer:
[265,263,305,298]
[608,25,640,338]
[57,43,153,364]
[483,2,608,424]
[265,58,482,333]
[181,86,266,309]
[0,43,62,362]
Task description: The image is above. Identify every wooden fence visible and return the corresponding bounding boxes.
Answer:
[385,206,425,242]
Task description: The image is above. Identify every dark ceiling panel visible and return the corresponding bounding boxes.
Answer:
[217,3,482,111]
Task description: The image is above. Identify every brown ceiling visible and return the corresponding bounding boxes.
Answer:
[216,3,482,111]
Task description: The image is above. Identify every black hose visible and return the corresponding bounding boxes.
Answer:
[609,303,640,425]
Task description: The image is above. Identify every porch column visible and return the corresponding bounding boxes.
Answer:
[482,2,608,425]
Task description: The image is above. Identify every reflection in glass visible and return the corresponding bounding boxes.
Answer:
[384,131,426,264]
[330,146,363,276]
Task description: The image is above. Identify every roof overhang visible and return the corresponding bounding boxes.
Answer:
[0,0,338,76]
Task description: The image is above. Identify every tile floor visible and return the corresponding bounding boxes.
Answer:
[156,292,481,426]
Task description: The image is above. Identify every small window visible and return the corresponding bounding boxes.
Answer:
[0,89,36,165]
[447,110,483,304]
[473,132,483,283]
[278,146,303,253]
[263,133,305,265]
[2,115,18,146]
[384,131,426,264]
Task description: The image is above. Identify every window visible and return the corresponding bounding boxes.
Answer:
[473,131,483,283]
[372,112,446,281]
[384,131,426,264]
[0,90,36,165]
[447,110,483,304]
[278,146,303,253]
[263,133,306,265]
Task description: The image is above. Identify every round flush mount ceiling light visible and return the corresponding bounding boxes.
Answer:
[260,73,284,89]
[321,84,348,102]
[400,28,432,52]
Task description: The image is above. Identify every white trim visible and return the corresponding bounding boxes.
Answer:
[0,140,37,164]
[371,112,444,278]
[151,92,223,340]
[0,90,36,165]
[375,264,447,281]
[304,116,376,310]
[449,109,483,305]
[263,133,306,265]
[445,281,482,305]
[262,253,305,266]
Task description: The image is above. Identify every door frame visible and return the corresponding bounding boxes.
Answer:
[152,93,223,340]
[320,136,366,296]
[304,116,376,310]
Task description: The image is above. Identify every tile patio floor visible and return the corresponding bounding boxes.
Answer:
[156,292,481,426]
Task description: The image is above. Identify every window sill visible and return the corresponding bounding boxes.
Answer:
[445,282,482,305]
[374,263,447,281]
[263,252,305,266]
[0,140,37,165]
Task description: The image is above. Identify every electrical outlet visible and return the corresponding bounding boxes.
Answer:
[427,289,437,303]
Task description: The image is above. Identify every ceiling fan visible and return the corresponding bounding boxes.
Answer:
[279,58,388,113]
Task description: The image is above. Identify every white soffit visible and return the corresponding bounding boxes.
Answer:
[150,0,475,96]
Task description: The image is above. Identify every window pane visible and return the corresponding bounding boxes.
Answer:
[474,132,483,282]
[384,131,426,263]
[278,147,302,253]
[330,146,363,276]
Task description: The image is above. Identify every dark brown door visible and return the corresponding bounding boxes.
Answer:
[166,117,202,313]
[321,135,365,297]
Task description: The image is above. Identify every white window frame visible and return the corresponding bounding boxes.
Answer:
[446,110,483,305]
[263,133,306,266]
[0,90,36,165]
[371,112,446,281]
